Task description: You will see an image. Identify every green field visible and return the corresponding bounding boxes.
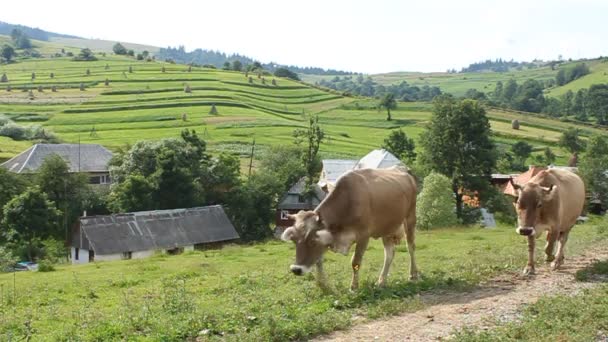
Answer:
[0,220,606,341]
[302,59,608,98]
[1,39,603,166]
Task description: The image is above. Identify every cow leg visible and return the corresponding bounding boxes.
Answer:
[377,236,396,287]
[523,235,536,275]
[405,215,418,281]
[544,230,557,262]
[350,238,369,291]
[316,258,328,286]
[552,231,570,271]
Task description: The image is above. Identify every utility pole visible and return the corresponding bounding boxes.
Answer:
[248,138,256,179]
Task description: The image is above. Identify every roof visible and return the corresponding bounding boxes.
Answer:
[503,165,546,196]
[354,149,402,170]
[318,159,357,186]
[278,177,326,210]
[72,205,239,255]
[1,143,113,174]
[549,165,579,173]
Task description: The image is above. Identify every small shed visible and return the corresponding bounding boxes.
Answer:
[276,178,326,228]
[71,205,239,264]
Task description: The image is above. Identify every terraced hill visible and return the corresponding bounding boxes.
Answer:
[0,38,605,165]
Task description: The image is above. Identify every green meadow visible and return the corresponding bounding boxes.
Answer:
[0,220,606,341]
[1,41,603,165]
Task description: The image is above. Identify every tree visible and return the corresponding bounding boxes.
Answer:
[586,84,608,125]
[10,29,31,49]
[2,187,61,261]
[502,79,518,104]
[36,155,93,240]
[573,89,588,121]
[252,61,262,70]
[543,147,556,165]
[416,172,458,230]
[579,135,608,210]
[0,168,28,222]
[293,115,325,203]
[76,48,96,61]
[232,60,243,72]
[559,128,586,163]
[512,79,545,113]
[142,50,149,58]
[127,50,134,57]
[511,141,533,170]
[274,67,300,81]
[107,174,155,213]
[555,69,566,86]
[113,43,127,55]
[201,153,241,204]
[1,45,15,62]
[257,145,305,190]
[383,129,416,164]
[419,96,496,219]
[222,62,231,70]
[379,93,397,121]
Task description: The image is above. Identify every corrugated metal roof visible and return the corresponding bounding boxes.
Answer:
[1,143,113,173]
[278,177,326,210]
[72,205,239,255]
[354,149,402,170]
[319,159,357,185]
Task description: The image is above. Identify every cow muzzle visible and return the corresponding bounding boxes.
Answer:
[516,227,536,236]
[290,264,311,276]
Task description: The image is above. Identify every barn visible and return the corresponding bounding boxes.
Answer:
[70,205,239,264]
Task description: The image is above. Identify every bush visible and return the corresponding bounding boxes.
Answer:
[483,186,516,224]
[0,247,17,272]
[0,122,28,140]
[37,260,56,272]
[416,172,458,229]
[41,239,68,263]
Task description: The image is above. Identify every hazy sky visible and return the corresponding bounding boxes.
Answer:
[2,0,607,73]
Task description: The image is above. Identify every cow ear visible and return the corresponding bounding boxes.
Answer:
[315,229,333,246]
[281,227,297,242]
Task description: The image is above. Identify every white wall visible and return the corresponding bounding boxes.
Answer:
[95,253,123,262]
[71,247,90,264]
[132,250,155,259]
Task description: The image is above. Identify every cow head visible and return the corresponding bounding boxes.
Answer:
[510,179,557,237]
[281,210,333,276]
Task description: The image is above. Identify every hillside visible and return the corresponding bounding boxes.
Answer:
[1,37,606,165]
[302,58,608,98]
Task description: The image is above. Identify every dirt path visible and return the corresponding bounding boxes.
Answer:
[317,247,608,341]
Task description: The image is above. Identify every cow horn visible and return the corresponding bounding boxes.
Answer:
[541,184,555,193]
[509,178,522,190]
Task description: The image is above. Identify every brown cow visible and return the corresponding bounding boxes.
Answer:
[510,168,585,275]
[281,167,418,290]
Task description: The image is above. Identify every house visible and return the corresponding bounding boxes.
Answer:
[70,205,239,264]
[276,177,326,229]
[1,143,113,185]
[317,149,403,191]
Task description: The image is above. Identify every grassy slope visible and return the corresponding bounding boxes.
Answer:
[50,37,160,54]
[1,48,602,165]
[0,221,605,341]
[302,59,608,98]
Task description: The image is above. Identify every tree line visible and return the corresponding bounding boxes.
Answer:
[157,46,354,76]
[318,75,442,101]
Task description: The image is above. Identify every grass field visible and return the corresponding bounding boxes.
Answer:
[302,59,608,98]
[0,219,606,341]
[1,44,602,166]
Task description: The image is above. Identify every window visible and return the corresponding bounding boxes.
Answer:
[280,210,290,220]
[100,174,111,184]
[123,251,132,259]
[74,248,79,260]
[298,195,305,203]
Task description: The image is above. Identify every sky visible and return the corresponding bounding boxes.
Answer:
[2,0,607,74]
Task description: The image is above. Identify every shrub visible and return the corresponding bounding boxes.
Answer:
[41,239,68,263]
[37,260,55,272]
[416,172,458,229]
[0,247,17,272]
[0,122,28,140]
[0,73,7,82]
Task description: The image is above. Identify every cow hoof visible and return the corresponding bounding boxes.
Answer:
[545,255,555,263]
[550,261,561,271]
[522,267,535,276]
